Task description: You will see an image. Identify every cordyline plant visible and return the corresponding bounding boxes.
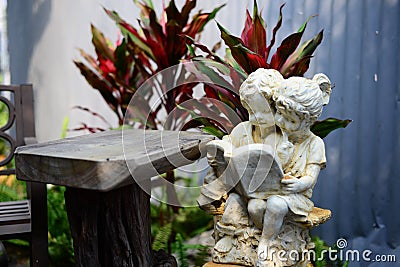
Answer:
[74,0,224,130]
[187,1,351,138]
[75,0,350,138]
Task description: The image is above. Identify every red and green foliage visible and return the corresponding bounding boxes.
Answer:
[75,0,350,137]
[228,2,324,78]
[187,1,351,137]
[74,0,223,129]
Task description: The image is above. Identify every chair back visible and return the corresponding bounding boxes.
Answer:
[0,84,35,195]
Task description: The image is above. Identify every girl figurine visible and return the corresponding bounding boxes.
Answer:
[255,74,332,265]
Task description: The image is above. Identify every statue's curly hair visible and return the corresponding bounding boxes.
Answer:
[273,74,332,124]
[239,68,284,110]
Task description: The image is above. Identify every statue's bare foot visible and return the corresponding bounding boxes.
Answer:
[214,236,233,253]
[216,222,236,235]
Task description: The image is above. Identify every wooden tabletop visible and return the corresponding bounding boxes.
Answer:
[15,129,214,191]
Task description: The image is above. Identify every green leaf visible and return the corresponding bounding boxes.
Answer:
[280,30,323,77]
[192,59,233,89]
[311,118,352,138]
[185,4,225,37]
[104,8,156,61]
[91,25,114,61]
[152,223,172,251]
[60,117,69,139]
[269,31,304,70]
[173,233,189,267]
[266,3,285,58]
[186,43,196,57]
[202,126,224,139]
[224,48,247,77]
[297,15,316,33]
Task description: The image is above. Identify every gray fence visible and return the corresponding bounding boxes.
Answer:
[259,1,399,266]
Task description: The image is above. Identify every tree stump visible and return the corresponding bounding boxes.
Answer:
[65,183,177,267]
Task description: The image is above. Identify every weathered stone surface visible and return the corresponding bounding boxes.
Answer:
[203,263,315,267]
[301,207,332,228]
[203,262,246,267]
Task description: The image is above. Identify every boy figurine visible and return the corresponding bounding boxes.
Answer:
[197,68,283,210]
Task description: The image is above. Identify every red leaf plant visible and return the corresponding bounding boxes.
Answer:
[74,0,224,130]
[186,0,351,138]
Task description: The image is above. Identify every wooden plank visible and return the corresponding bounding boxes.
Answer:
[15,129,214,191]
[0,214,31,224]
[0,200,30,225]
[0,200,30,208]
[0,210,30,215]
[0,224,31,236]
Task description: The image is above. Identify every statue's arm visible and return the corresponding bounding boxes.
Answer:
[206,139,234,164]
[281,136,325,193]
[281,164,320,193]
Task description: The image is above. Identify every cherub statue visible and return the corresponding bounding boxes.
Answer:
[198,68,332,267]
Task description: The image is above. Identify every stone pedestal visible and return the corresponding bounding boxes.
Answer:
[202,205,330,267]
[203,262,245,267]
[203,262,315,267]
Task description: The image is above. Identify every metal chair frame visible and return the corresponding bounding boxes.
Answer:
[0,84,48,267]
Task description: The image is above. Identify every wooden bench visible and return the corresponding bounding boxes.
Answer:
[14,129,214,266]
[0,84,48,267]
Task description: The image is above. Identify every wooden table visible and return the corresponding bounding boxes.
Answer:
[15,129,214,266]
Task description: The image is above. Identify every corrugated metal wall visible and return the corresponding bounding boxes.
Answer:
[255,1,399,266]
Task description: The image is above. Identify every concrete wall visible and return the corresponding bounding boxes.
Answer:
[8,0,139,141]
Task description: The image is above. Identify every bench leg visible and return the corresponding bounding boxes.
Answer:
[30,182,49,267]
[65,182,153,266]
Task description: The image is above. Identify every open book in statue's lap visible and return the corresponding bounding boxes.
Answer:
[207,141,284,199]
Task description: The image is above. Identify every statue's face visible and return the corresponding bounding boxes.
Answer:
[274,107,301,132]
[243,91,274,127]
